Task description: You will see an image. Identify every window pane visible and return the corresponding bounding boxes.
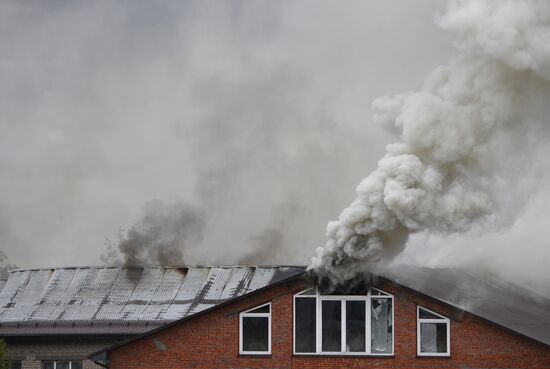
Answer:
[10,362,22,369]
[71,362,82,369]
[56,362,70,369]
[298,288,316,296]
[295,297,316,353]
[419,308,442,320]
[242,316,269,352]
[247,305,270,314]
[322,300,341,352]
[420,323,448,353]
[346,300,365,352]
[42,362,54,369]
[371,288,389,296]
[371,298,393,354]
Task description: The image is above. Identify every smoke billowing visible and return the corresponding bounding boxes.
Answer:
[2,0,550,296]
[1,1,452,268]
[312,0,550,285]
[101,201,204,267]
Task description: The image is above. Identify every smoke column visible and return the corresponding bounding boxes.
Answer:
[101,200,204,267]
[311,0,550,285]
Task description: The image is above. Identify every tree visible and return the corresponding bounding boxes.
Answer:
[0,339,9,369]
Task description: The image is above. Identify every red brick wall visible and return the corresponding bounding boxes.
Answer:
[109,279,550,369]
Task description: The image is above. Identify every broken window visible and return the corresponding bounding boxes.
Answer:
[417,306,450,356]
[239,302,271,354]
[293,287,394,355]
[371,297,393,354]
[42,362,82,369]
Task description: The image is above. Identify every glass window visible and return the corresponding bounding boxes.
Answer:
[294,297,316,353]
[239,303,271,354]
[293,287,394,355]
[242,317,269,351]
[298,288,316,296]
[42,362,82,369]
[346,300,365,352]
[420,323,448,353]
[371,298,393,354]
[419,309,441,319]
[417,306,450,356]
[321,300,342,352]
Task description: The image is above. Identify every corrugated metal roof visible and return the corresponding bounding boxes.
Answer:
[0,265,305,336]
[0,279,6,295]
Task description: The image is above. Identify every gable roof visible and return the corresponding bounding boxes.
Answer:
[374,264,550,347]
[0,265,305,336]
[91,264,550,360]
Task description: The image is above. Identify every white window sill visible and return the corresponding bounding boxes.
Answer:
[239,351,271,356]
[417,353,451,357]
[293,352,394,357]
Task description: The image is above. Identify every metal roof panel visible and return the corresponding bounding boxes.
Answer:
[0,265,306,336]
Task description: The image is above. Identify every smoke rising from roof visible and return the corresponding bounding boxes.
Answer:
[101,200,204,267]
[0,251,17,278]
[0,1,452,268]
[311,0,550,285]
[2,1,550,296]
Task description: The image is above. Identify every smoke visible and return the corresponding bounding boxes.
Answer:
[0,251,17,278]
[101,200,204,267]
[238,202,300,265]
[0,1,451,268]
[311,0,550,285]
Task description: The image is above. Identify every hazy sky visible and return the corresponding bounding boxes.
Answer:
[2,1,548,294]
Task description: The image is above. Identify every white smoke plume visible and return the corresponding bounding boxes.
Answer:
[311,0,550,285]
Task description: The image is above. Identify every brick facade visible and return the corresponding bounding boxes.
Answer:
[108,278,550,369]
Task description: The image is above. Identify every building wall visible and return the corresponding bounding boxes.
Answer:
[6,337,123,369]
[109,279,550,369]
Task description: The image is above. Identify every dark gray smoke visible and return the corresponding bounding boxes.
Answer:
[101,200,204,267]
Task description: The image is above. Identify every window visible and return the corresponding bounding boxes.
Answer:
[293,287,394,355]
[42,361,82,369]
[239,302,271,355]
[417,306,450,356]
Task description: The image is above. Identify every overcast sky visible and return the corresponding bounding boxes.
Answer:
[1,1,548,294]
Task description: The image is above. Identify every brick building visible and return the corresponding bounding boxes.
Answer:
[0,266,303,369]
[92,266,550,369]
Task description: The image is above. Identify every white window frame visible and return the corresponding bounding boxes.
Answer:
[239,302,271,355]
[293,287,394,356]
[416,306,451,357]
[42,361,82,369]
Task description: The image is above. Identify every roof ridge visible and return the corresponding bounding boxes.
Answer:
[9,264,307,273]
